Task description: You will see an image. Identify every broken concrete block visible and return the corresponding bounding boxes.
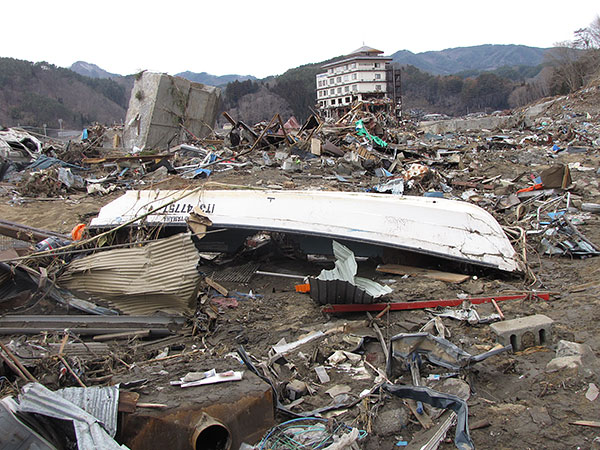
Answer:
[528,406,552,426]
[556,340,597,360]
[546,340,599,376]
[546,356,584,372]
[373,407,408,435]
[314,366,330,383]
[489,314,553,351]
[123,71,221,151]
[286,379,307,400]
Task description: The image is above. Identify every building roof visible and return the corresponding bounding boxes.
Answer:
[349,46,384,56]
[320,55,392,70]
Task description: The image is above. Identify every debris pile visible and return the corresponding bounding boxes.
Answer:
[1,81,600,449]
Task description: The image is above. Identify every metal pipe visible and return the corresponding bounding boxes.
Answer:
[254,270,306,280]
[191,413,231,450]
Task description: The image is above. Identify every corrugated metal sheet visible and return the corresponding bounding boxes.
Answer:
[315,241,392,302]
[57,385,119,438]
[59,233,201,315]
[0,398,56,450]
[309,278,374,305]
[0,268,9,287]
[210,261,259,283]
[17,383,126,450]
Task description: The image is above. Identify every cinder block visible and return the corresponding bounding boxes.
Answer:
[490,314,553,351]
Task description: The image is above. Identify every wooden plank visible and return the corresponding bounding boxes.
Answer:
[377,264,469,283]
[404,399,433,429]
[205,277,228,296]
[83,154,172,164]
[571,420,600,428]
[93,329,151,341]
[571,281,600,293]
[0,342,37,382]
[118,391,140,413]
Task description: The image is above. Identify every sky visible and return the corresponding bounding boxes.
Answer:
[3,1,599,78]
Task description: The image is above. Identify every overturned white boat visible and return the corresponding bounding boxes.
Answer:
[90,189,523,272]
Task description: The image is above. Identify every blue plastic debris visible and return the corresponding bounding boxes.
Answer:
[193,168,212,178]
[423,192,444,198]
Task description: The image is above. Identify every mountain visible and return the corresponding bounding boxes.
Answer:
[390,44,548,75]
[0,58,128,129]
[70,61,119,79]
[176,71,256,87]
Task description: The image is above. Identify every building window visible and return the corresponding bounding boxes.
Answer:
[343,75,349,82]
[344,64,348,70]
[374,63,380,68]
[375,73,381,80]
[352,85,358,91]
[330,88,334,95]
[328,68,333,74]
[352,73,357,80]
[345,97,351,103]
[336,76,341,83]
[329,78,334,85]
[344,86,349,92]
[375,85,381,91]
[331,99,336,105]
[351,63,356,69]
[337,87,342,94]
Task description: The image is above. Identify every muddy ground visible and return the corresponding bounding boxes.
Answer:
[2,141,600,449]
[2,86,600,449]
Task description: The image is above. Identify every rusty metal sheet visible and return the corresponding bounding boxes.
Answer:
[119,370,274,450]
[58,233,201,315]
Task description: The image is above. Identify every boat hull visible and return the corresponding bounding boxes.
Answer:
[90,189,523,272]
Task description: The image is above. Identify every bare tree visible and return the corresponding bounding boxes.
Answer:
[545,16,600,94]
[573,15,600,49]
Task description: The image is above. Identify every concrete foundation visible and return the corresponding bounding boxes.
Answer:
[490,314,553,351]
[419,115,520,134]
[123,72,221,151]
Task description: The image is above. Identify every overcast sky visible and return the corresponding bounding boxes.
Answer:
[3,1,599,78]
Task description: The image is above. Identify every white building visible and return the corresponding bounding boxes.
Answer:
[316,46,393,118]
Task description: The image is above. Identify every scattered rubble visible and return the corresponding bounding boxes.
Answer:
[1,83,600,449]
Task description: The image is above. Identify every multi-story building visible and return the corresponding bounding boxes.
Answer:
[315,46,396,118]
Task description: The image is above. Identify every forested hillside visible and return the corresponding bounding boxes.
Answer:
[391,45,548,75]
[0,58,128,129]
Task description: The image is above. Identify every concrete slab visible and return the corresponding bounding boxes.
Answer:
[490,314,553,351]
[418,115,519,134]
[123,72,221,151]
